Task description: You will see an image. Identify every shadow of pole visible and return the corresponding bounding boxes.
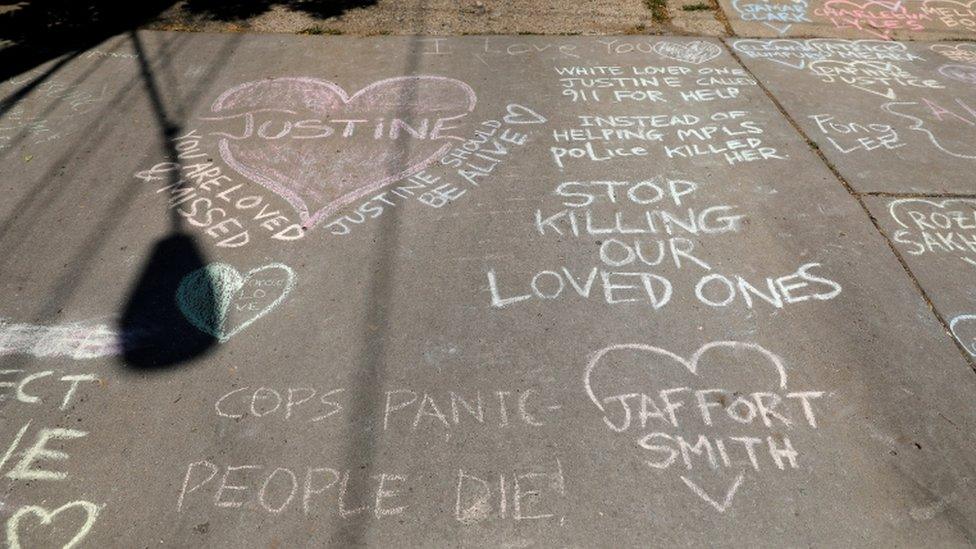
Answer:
[0,34,199,254]
[118,30,219,369]
[0,31,221,376]
[330,14,429,547]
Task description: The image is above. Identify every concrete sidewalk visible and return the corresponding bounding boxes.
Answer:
[0,32,974,547]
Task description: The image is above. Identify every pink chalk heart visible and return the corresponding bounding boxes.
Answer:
[203,77,477,229]
[819,0,922,39]
[940,63,976,85]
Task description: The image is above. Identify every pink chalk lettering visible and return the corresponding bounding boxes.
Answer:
[814,0,930,39]
[202,77,477,229]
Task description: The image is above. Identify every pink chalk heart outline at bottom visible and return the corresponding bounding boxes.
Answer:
[203,76,477,229]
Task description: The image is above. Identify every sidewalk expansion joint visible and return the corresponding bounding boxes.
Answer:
[720,38,976,371]
[860,191,976,199]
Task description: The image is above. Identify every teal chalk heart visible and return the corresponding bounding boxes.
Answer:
[176,262,295,342]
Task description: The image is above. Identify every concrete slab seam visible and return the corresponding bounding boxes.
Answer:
[720,37,976,370]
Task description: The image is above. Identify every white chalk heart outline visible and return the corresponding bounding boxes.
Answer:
[950,315,976,356]
[6,501,102,549]
[502,103,547,125]
[583,341,790,513]
[922,0,976,12]
[652,40,723,65]
[176,262,295,342]
[886,198,976,270]
[584,341,788,416]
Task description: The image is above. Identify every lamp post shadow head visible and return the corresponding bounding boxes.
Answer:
[118,231,218,370]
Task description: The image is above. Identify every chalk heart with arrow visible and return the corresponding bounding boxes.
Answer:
[177,262,295,342]
[203,76,478,229]
[584,341,824,514]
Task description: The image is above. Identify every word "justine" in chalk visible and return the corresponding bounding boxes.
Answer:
[204,113,465,142]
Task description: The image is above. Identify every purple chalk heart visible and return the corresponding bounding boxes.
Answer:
[203,77,477,229]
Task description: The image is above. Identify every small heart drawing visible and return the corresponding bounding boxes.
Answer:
[502,103,547,125]
[176,262,295,342]
[652,40,723,64]
[886,198,976,264]
[6,501,101,549]
[731,0,811,34]
[203,77,477,229]
[950,315,976,357]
